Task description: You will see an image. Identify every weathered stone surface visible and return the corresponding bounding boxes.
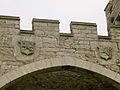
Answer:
[0,15,119,77]
[0,0,120,89]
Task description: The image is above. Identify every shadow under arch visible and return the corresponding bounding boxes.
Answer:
[0,56,120,89]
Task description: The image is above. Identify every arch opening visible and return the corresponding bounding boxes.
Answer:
[2,65,120,90]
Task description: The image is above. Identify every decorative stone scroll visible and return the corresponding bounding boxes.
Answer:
[18,41,35,56]
[97,46,112,60]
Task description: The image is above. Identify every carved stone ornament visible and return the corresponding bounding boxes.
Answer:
[18,41,35,56]
[97,46,112,60]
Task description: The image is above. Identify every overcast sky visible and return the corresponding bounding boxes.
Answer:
[0,0,109,35]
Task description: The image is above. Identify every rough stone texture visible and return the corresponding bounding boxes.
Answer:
[105,0,120,33]
[0,17,119,88]
[0,0,120,89]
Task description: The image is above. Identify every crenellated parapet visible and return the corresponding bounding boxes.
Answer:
[1,1,120,89]
[0,14,120,86]
[0,15,20,30]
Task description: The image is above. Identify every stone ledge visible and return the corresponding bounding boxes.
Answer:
[32,18,60,24]
[19,30,34,34]
[60,33,73,37]
[0,15,20,20]
[70,21,97,26]
[98,35,111,40]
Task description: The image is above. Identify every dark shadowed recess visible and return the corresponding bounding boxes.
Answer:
[2,66,120,90]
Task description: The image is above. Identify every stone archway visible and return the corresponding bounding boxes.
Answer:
[4,66,120,90]
[0,56,120,89]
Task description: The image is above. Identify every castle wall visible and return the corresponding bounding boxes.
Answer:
[0,15,119,78]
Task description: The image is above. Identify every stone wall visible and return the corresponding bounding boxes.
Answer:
[0,15,119,78]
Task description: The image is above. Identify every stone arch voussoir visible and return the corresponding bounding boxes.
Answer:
[0,56,120,89]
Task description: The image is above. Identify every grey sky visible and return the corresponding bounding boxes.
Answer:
[0,0,109,35]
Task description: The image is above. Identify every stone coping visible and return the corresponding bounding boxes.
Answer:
[60,33,73,37]
[0,15,98,27]
[32,18,60,24]
[98,35,111,40]
[19,30,34,34]
[70,21,97,26]
[0,15,20,20]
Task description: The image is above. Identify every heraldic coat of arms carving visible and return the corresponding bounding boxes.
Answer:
[18,41,35,56]
[97,46,112,60]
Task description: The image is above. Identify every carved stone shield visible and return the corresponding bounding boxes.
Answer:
[18,41,35,56]
[97,46,112,60]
